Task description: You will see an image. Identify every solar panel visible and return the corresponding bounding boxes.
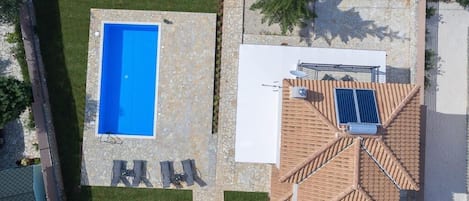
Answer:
[335,89,357,124]
[335,88,380,125]
[356,90,379,123]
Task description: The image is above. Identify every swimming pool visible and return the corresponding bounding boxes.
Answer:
[97,23,160,137]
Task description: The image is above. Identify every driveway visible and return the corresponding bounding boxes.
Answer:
[424,2,469,201]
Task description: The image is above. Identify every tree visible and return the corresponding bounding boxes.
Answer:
[0,0,21,24]
[0,76,32,128]
[250,0,315,34]
[456,0,469,8]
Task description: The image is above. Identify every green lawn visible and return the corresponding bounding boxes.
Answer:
[82,187,192,201]
[33,0,217,200]
[224,191,269,201]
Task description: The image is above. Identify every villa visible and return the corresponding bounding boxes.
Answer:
[234,43,423,200]
[270,79,422,200]
[78,1,425,201]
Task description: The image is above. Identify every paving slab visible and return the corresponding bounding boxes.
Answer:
[215,0,272,198]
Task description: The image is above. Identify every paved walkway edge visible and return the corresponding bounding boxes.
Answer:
[20,0,65,200]
[416,0,426,102]
[416,1,426,201]
[466,26,469,196]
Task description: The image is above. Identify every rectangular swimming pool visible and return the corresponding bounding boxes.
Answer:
[98,23,159,136]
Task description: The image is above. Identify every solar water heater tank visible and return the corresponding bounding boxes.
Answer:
[348,123,377,135]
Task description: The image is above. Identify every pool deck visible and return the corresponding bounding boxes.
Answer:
[82,8,217,196]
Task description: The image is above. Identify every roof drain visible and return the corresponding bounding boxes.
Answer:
[360,139,402,190]
[292,183,299,201]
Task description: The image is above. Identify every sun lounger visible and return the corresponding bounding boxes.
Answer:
[111,160,123,186]
[160,161,172,188]
[132,160,144,187]
[181,159,194,186]
[111,160,131,187]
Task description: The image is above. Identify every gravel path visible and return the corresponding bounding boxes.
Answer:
[0,21,39,170]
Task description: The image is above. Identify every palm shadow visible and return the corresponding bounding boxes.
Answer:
[300,0,407,45]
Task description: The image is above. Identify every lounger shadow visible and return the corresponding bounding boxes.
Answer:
[182,159,207,187]
[190,159,207,187]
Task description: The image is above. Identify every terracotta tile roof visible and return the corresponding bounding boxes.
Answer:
[359,150,400,200]
[270,166,293,201]
[270,79,422,201]
[297,141,355,200]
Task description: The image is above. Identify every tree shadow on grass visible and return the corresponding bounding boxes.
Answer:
[300,0,407,46]
[33,0,83,200]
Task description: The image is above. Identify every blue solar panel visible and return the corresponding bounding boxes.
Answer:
[335,89,357,124]
[356,90,379,123]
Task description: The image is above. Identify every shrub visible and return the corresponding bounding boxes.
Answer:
[0,77,32,128]
[0,0,21,24]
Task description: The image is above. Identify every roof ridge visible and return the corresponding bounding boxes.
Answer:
[374,139,420,190]
[280,137,342,182]
[362,139,419,190]
[357,187,374,201]
[331,186,374,201]
[278,191,293,201]
[353,138,361,188]
[383,85,420,128]
[280,137,355,183]
[330,185,355,201]
[303,100,340,132]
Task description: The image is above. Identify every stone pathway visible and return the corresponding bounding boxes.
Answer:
[215,0,272,200]
[424,2,469,201]
[0,16,39,170]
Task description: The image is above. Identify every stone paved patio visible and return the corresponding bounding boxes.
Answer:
[215,0,272,199]
[81,9,217,197]
[244,0,420,84]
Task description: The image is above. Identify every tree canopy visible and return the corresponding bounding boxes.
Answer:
[457,0,469,8]
[0,76,32,128]
[0,0,20,24]
[250,0,315,34]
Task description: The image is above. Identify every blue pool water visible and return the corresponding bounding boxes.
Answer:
[98,23,159,136]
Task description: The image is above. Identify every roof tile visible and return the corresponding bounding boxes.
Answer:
[338,189,372,201]
[272,79,422,201]
[359,150,400,200]
[382,92,421,185]
[270,166,293,201]
[297,143,356,200]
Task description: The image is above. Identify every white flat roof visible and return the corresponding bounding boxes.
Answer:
[235,44,386,164]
